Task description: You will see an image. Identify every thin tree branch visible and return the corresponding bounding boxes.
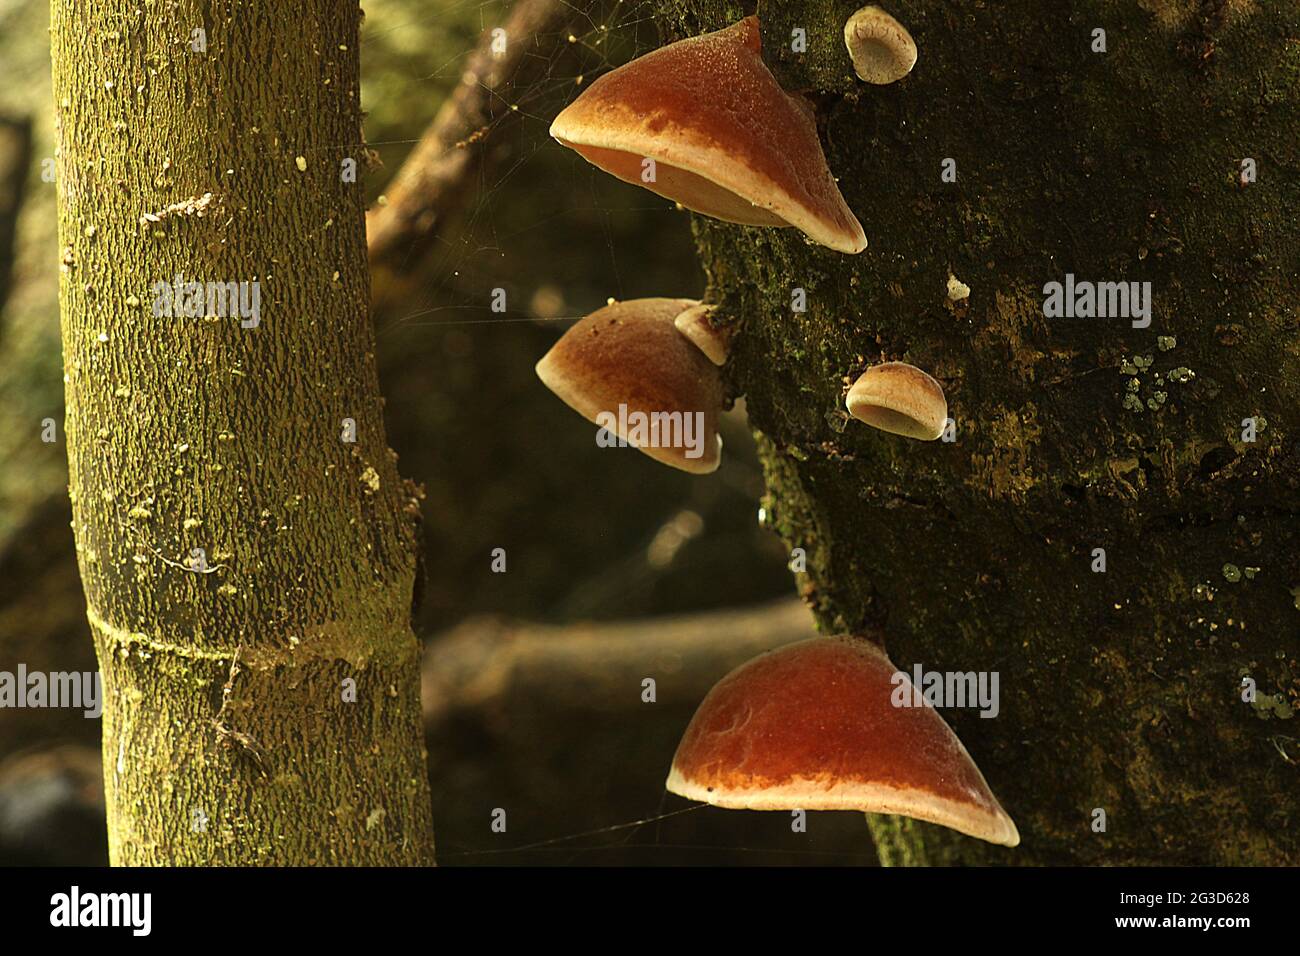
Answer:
[367,0,579,310]
[422,599,813,722]
[0,114,33,338]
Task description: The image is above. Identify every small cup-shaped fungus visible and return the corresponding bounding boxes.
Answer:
[550,16,867,254]
[845,361,947,440]
[844,6,918,85]
[666,636,1020,847]
[673,304,733,367]
[536,297,724,474]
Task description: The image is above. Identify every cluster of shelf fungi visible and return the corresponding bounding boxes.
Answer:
[535,11,1019,847]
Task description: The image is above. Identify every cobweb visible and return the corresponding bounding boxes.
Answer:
[364,0,693,338]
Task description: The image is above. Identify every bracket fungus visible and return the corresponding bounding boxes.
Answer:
[535,297,724,474]
[673,303,734,366]
[846,361,947,440]
[844,6,918,85]
[550,16,867,254]
[666,636,1020,847]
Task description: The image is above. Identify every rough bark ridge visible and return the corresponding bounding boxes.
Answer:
[53,1,435,864]
[656,0,1299,864]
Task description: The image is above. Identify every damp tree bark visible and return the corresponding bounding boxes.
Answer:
[657,1,1299,864]
[52,1,435,864]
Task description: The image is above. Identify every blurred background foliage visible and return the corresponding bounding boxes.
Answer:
[0,0,871,865]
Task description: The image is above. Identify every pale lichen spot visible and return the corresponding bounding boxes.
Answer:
[139,191,216,226]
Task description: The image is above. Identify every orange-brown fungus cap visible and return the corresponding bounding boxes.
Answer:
[535,297,723,474]
[550,16,867,254]
[666,636,1020,846]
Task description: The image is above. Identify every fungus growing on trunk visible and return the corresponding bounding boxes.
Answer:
[666,636,1020,847]
[844,6,917,85]
[535,297,724,474]
[846,361,947,440]
[550,16,867,254]
[673,303,734,366]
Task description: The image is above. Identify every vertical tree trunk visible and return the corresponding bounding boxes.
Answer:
[658,1,1299,864]
[53,1,435,864]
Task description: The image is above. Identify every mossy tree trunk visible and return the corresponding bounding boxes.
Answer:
[52,1,435,864]
[659,0,1299,864]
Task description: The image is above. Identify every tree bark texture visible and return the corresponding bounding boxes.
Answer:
[658,0,1299,864]
[52,0,435,865]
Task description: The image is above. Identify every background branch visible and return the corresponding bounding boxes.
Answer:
[0,114,32,336]
[367,0,578,310]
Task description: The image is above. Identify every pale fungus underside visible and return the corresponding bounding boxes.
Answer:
[673,303,732,366]
[846,362,949,441]
[843,5,918,85]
